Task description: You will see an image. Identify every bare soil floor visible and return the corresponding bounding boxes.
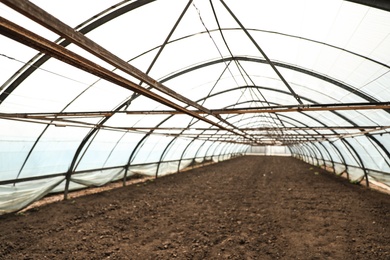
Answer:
[1,156,389,259]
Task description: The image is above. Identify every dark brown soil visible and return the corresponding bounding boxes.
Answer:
[1,156,389,259]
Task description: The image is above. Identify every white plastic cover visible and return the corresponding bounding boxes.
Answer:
[0,0,389,213]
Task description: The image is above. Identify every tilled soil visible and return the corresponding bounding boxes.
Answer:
[0,156,389,259]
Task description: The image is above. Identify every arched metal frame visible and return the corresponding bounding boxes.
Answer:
[0,0,389,211]
[303,143,322,166]
[315,142,335,170]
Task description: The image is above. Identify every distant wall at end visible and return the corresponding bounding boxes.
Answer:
[246,146,291,156]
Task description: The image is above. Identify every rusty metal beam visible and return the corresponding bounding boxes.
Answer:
[118,126,385,131]
[1,110,388,135]
[241,126,383,131]
[1,0,213,114]
[6,107,383,143]
[178,133,343,137]
[0,16,249,138]
[1,0,254,140]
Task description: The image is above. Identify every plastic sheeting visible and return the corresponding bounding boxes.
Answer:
[0,0,390,214]
[71,168,125,187]
[0,177,64,214]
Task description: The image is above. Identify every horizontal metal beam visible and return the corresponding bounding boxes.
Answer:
[1,102,389,119]
[1,112,387,134]
[241,126,384,131]
[117,125,386,131]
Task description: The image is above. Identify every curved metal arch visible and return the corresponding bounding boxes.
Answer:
[221,142,236,160]
[3,0,382,119]
[225,113,313,136]
[110,82,381,182]
[302,145,313,163]
[163,56,387,152]
[367,136,390,170]
[11,0,194,190]
[2,1,385,138]
[193,86,336,130]
[224,113,326,149]
[196,92,390,176]
[0,0,156,103]
[288,145,298,159]
[213,99,293,126]
[6,4,390,177]
[4,0,385,169]
[294,143,310,162]
[177,138,200,172]
[210,98,341,146]
[205,141,223,159]
[128,28,389,86]
[328,139,354,178]
[4,11,383,117]
[305,142,325,166]
[160,56,378,103]
[212,142,229,162]
[227,105,360,177]
[155,137,177,178]
[341,138,369,186]
[236,143,247,156]
[4,1,388,184]
[242,144,250,155]
[194,85,382,136]
[301,145,314,163]
[122,132,150,185]
[7,0,158,183]
[176,116,232,171]
[290,145,300,160]
[316,142,335,171]
[302,143,318,165]
[291,145,306,161]
[193,139,215,161]
[2,0,389,211]
[327,140,350,177]
[222,143,234,159]
[337,138,364,169]
[227,28,389,69]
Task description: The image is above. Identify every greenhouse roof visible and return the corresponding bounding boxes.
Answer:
[0,0,389,213]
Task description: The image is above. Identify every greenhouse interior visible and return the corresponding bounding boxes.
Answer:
[0,0,390,216]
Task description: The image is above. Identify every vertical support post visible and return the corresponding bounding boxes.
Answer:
[63,170,72,200]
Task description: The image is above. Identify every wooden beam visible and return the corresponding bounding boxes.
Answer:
[1,112,387,133]
[1,0,214,115]
[0,16,247,137]
[1,0,253,140]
